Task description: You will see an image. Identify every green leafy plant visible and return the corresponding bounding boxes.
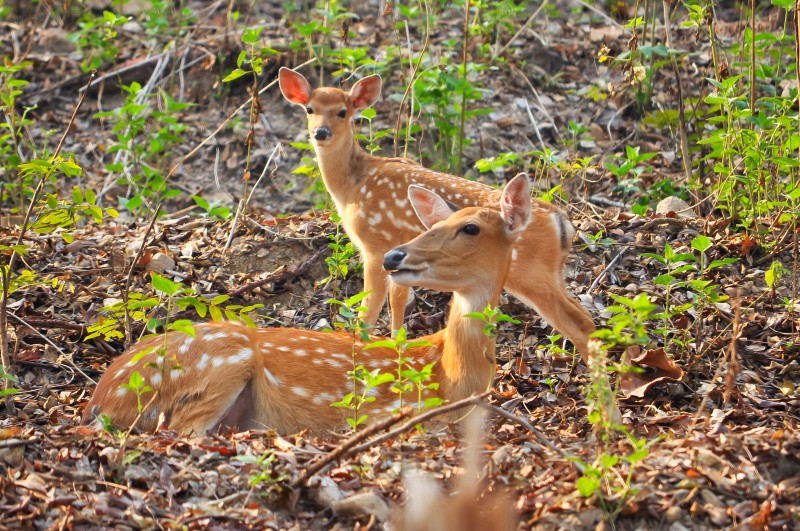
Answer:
[69,10,129,73]
[328,291,383,430]
[365,326,440,413]
[464,303,520,338]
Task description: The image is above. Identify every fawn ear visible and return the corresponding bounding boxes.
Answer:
[349,75,382,110]
[279,67,312,106]
[500,173,532,236]
[408,185,459,229]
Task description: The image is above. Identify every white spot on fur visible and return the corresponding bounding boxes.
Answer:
[212,357,224,368]
[178,337,194,355]
[114,368,126,379]
[261,342,273,348]
[227,347,254,364]
[512,249,518,261]
[263,367,281,386]
[115,387,128,397]
[204,331,229,341]
[295,348,308,357]
[313,392,337,405]
[170,368,182,380]
[277,346,290,352]
[315,347,327,355]
[197,353,210,370]
[150,372,162,386]
[292,387,310,398]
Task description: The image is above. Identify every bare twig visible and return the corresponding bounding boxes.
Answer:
[493,0,549,60]
[589,249,625,292]
[291,407,413,488]
[228,247,327,298]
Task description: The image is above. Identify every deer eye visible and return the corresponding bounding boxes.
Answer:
[461,223,480,236]
[337,109,347,118]
[306,107,313,114]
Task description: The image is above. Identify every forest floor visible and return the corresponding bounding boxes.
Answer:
[0,1,798,529]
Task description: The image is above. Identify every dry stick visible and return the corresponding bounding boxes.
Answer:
[163,58,316,183]
[0,71,95,413]
[344,391,492,460]
[476,402,583,473]
[228,247,327,298]
[662,1,693,186]
[6,313,95,385]
[121,203,162,346]
[293,390,585,488]
[291,407,414,488]
[456,0,470,176]
[492,0,549,61]
[394,1,430,158]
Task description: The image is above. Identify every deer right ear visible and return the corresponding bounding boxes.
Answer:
[278,67,312,106]
[408,185,459,229]
[349,75,382,110]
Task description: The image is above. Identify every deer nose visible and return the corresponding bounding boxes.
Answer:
[313,127,331,141]
[383,248,407,271]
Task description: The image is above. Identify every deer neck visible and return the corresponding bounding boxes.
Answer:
[434,288,500,403]
[313,128,370,210]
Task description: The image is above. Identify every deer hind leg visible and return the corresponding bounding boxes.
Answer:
[505,254,595,363]
[361,255,389,326]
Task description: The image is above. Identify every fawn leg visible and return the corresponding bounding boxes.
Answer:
[361,255,389,326]
[388,283,414,334]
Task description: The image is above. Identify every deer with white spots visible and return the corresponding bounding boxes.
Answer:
[83,175,532,434]
[278,67,595,362]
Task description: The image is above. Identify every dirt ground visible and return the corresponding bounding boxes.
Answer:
[0,1,798,529]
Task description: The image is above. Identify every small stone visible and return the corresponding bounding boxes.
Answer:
[656,196,697,219]
[665,505,683,522]
[145,252,176,273]
[331,492,390,522]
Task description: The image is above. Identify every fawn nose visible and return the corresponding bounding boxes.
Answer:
[313,127,331,141]
[383,249,407,271]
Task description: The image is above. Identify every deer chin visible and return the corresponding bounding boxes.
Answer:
[388,266,427,286]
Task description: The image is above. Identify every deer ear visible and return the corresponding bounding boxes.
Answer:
[408,185,459,229]
[499,173,532,235]
[278,67,312,106]
[349,75,382,110]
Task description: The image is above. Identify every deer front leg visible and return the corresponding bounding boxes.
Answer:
[388,283,414,334]
[361,254,389,327]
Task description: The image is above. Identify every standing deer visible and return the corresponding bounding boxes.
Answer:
[278,67,595,362]
[83,175,532,434]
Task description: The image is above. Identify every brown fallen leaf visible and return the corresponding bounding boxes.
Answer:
[620,347,684,398]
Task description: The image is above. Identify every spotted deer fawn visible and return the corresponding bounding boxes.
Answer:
[278,67,595,362]
[83,175,532,434]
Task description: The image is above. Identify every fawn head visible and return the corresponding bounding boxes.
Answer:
[384,173,532,298]
[278,67,381,149]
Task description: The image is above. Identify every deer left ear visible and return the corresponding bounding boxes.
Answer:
[500,173,531,235]
[407,185,459,229]
[349,75,382,110]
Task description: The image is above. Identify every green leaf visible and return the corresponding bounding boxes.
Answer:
[364,340,397,350]
[576,475,601,497]
[151,273,180,296]
[223,69,248,83]
[169,319,196,337]
[691,235,712,253]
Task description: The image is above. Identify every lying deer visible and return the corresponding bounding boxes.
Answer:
[278,67,595,361]
[83,175,532,434]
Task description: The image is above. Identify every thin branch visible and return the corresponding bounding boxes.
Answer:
[291,407,413,488]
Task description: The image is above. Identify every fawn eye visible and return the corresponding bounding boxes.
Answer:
[337,109,347,118]
[306,107,313,114]
[461,223,480,236]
